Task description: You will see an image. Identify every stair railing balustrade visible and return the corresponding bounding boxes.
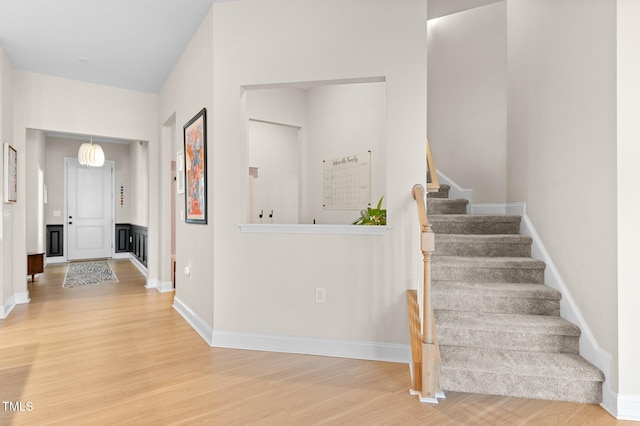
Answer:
[407,138,443,403]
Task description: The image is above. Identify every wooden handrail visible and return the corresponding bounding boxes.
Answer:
[426,138,440,192]
[407,183,442,402]
[412,184,428,231]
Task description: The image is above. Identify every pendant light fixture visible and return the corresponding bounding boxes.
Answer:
[78,136,105,167]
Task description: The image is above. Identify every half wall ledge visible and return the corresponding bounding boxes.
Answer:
[236,224,390,235]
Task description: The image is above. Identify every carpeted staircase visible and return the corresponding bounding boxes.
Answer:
[427,184,604,404]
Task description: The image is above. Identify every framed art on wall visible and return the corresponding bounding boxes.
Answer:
[176,151,185,195]
[3,143,17,203]
[183,108,207,224]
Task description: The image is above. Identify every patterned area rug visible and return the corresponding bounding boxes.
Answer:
[63,261,119,288]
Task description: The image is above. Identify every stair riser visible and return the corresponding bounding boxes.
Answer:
[427,191,449,199]
[432,265,545,284]
[434,241,531,257]
[430,221,521,235]
[433,296,560,316]
[440,370,602,404]
[427,201,468,214]
[437,330,579,354]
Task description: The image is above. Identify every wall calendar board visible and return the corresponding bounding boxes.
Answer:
[322,151,371,210]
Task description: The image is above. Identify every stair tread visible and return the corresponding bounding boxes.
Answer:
[440,346,604,381]
[432,281,561,300]
[435,310,580,336]
[433,256,546,269]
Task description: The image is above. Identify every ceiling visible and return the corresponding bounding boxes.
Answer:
[427,0,503,20]
[0,0,501,95]
[0,0,219,93]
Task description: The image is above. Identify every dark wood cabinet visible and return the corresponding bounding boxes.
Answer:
[27,252,44,282]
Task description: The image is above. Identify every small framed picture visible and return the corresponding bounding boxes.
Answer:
[3,143,17,203]
[176,151,185,195]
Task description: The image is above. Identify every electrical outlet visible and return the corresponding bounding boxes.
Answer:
[315,287,326,304]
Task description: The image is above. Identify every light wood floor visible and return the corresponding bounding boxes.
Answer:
[0,259,631,425]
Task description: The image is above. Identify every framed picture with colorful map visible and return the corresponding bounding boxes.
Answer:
[183,108,207,224]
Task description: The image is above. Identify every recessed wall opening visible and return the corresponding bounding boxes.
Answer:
[243,77,387,225]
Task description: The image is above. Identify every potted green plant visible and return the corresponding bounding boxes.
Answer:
[352,196,386,225]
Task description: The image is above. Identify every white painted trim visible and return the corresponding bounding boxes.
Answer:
[45,256,66,264]
[173,296,214,345]
[237,224,391,235]
[617,393,640,421]
[436,170,473,205]
[0,295,16,319]
[145,278,159,290]
[145,279,172,293]
[505,202,526,216]
[446,197,618,415]
[14,292,30,304]
[112,252,131,259]
[129,256,148,278]
[470,203,507,214]
[517,207,615,415]
[156,281,174,293]
[1,292,30,319]
[210,331,410,363]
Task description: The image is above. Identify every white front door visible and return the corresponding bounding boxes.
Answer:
[66,158,114,260]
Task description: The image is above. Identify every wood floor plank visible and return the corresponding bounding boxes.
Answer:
[0,259,631,425]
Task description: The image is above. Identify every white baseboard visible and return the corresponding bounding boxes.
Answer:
[173,296,214,345]
[145,278,173,293]
[112,252,130,259]
[15,292,30,304]
[436,170,473,205]
[434,176,619,416]
[470,203,507,214]
[129,256,148,278]
[0,292,30,319]
[210,331,410,363]
[145,278,159,290]
[511,204,616,417]
[617,394,640,421]
[172,297,410,363]
[46,256,66,264]
[157,281,174,293]
[489,202,617,414]
[0,295,16,319]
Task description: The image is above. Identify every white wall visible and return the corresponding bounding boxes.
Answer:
[12,71,158,296]
[129,140,149,227]
[246,87,308,222]
[159,7,214,322]
[25,129,46,253]
[306,82,386,224]
[427,1,507,203]
[246,82,387,225]
[507,0,617,388]
[209,0,426,351]
[248,120,300,224]
[617,0,640,415]
[0,47,15,315]
[44,137,133,225]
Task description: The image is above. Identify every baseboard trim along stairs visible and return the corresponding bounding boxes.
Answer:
[427,184,604,404]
